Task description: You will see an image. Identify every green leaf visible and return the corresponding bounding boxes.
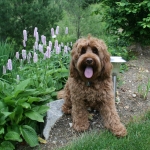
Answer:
[4,131,22,142]
[20,102,31,109]
[147,2,150,7]
[40,87,56,95]
[0,101,6,110]
[0,141,15,150]
[7,124,20,134]
[28,96,41,104]
[32,105,49,114]
[1,111,11,117]
[9,106,23,124]
[25,110,44,122]
[0,110,11,125]
[0,115,6,125]
[20,125,39,147]
[13,79,31,96]
[0,126,4,135]
[3,97,15,106]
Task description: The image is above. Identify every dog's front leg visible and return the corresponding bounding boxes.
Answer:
[71,99,89,131]
[99,100,127,137]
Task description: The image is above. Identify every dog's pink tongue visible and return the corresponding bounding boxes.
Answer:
[84,66,93,78]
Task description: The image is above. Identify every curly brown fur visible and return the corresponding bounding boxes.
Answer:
[58,35,127,137]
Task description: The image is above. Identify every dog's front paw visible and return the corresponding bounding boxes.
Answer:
[73,122,89,132]
[112,124,127,137]
[62,104,71,114]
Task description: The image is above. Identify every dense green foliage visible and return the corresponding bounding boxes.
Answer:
[0,78,53,149]
[103,0,150,44]
[0,0,62,46]
[0,24,71,148]
[0,41,14,76]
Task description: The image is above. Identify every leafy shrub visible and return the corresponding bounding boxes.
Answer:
[0,25,72,149]
[103,0,150,44]
[0,78,55,149]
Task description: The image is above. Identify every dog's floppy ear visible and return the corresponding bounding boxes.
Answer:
[69,59,79,78]
[100,52,112,80]
[69,42,79,78]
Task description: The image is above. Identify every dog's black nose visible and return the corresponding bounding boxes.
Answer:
[86,58,93,64]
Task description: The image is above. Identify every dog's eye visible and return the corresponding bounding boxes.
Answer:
[81,47,86,55]
[92,47,98,54]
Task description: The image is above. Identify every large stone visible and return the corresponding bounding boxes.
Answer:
[43,99,64,140]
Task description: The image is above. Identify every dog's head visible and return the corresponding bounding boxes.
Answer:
[70,36,112,81]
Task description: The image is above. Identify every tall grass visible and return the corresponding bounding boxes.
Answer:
[59,111,150,150]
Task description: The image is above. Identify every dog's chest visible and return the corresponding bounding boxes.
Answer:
[78,83,104,101]
[84,86,102,99]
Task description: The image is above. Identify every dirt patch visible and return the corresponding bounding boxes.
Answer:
[16,55,150,150]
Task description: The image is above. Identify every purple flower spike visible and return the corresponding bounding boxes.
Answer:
[35,31,39,42]
[34,41,38,50]
[23,30,27,41]
[27,52,32,63]
[33,52,38,63]
[55,40,58,48]
[34,27,38,37]
[39,44,43,53]
[49,41,52,48]
[41,35,46,45]
[56,46,61,54]
[51,28,54,36]
[55,26,59,35]
[16,52,19,59]
[64,46,68,54]
[23,40,26,47]
[65,27,68,34]
[22,49,26,60]
[45,46,51,58]
[7,59,12,71]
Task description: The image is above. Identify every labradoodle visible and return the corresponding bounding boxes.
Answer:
[58,36,127,137]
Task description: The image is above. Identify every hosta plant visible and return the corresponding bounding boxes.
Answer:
[0,78,55,149]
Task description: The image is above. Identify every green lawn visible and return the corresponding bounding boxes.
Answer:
[59,111,150,150]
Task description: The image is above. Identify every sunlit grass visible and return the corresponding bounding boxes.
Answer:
[59,110,150,150]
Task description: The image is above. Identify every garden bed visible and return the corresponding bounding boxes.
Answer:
[16,55,150,150]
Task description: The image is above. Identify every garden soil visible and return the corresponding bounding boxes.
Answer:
[17,55,150,150]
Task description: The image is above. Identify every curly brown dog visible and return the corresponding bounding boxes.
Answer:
[58,36,127,137]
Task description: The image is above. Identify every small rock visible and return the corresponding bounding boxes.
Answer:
[124,106,129,110]
[132,94,136,98]
[96,125,101,128]
[52,141,57,144]
[145,69,149,72]
[92,122,96,125]
[69,123,73,128]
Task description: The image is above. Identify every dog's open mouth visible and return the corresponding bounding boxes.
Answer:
[84,66,93,78]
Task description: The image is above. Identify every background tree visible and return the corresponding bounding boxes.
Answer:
[62,0,102,39]
[103,0,150,45]
[0,0,62,46]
